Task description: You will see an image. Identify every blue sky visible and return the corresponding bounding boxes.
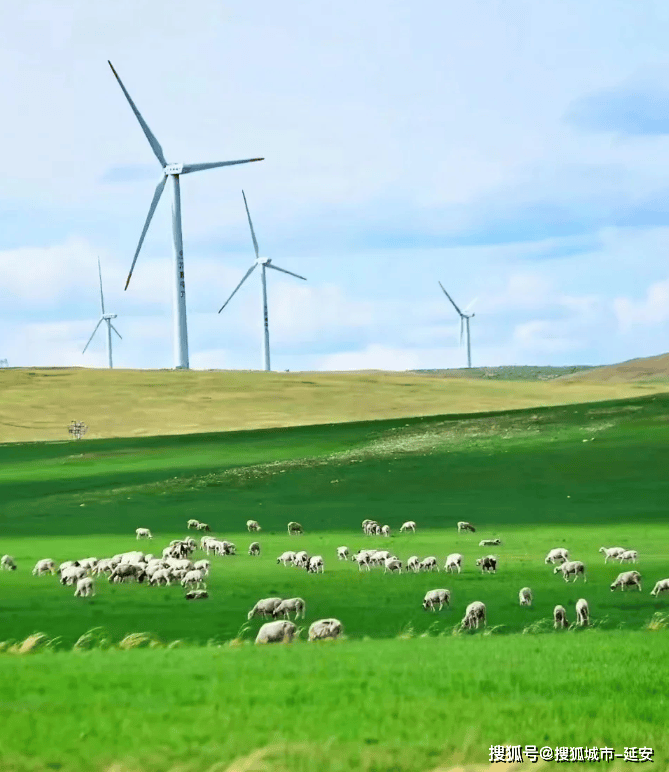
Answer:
[2,0,669,370]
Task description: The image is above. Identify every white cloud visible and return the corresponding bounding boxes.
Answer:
[614,279,669,332]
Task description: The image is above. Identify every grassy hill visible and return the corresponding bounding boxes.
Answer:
[1,364,668,443]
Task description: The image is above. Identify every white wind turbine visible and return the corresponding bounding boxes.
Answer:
[218,191,307,372]
[108,61,264,370]
[438,281,477,369]
[83,258,122,369]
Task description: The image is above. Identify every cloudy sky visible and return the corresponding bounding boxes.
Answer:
[2,0,669,371]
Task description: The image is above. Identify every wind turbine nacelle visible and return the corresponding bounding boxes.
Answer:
[163,163,183,175]
[103,314,118,320]
[257,257,271,266]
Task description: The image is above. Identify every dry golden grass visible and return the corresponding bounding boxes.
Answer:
[1,366,668,443]
[561,352,669,383]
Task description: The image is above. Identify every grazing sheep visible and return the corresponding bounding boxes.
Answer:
[399,520,416,533]
[61,566,87,586]
[135,528,153,540]
[369,550,391,566]
[58,560,80,575]
[308,618,343,641]
[307,556,324,574]
[181,569,206,590]
[553,605,568,629]
[33,559,56,576]
[1,555,17,571]
[287,521,303,535]
[519,587,533,606]
[193,560,210,574]
[255,620,297,644]
[196,522,211,532]
[276,551,296,566]
[74,577,95,597]
[293,550,310,568]
[461,601,486,630]
[149,569,172,586]
[444,553,463,574]
[353,553,371,571]
[599,546,626,563]
[217,540,237,556]
[457,521,476,533]
[384,557,402,574]
[187,519,200,530]
[422,589,450,611]
[407,555,420,573]
[479,539,501,547]
[575,598,589,627]
[475,556,497,574]
[610,570,642,592]
[618,550,639,564]
[185,590,209,600]
[247,597,284,620]
[248,542,261,557]
[120,551,145,564]
[381,525,391,537]
[362,519,379,535]
[246,519,261,532]
[651,578,669,596]
[419,556,439,572]
[78,558,98,572]
[94,559,114,576]
[545,548,569,565]
[108,563,146,584]
[272,597,306,620]
[337,546,349,561]
[554,560,586,583]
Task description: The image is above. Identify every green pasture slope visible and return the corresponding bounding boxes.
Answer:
[0,393,668,770]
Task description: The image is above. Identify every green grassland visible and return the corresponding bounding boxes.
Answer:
[0,393,668,770]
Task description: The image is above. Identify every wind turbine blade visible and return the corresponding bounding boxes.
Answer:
[110,324,123,340]
[181,158,264,175]
[82,319,104,354]
[217,264,257,313]
[242,190,260,260]
[460,318,464,346]
[97,257,105,314]
[124,175,167,290]
[265,263,307,281]
[438,281,464,316]
[463,297,478,313]
[108,61,167,166]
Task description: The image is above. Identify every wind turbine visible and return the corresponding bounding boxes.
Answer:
[83,258,122,369]
[108,61,264,370]
[438,281,476,369]
[218,191,307,372]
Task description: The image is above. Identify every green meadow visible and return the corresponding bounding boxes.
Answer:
[0,393,668,770]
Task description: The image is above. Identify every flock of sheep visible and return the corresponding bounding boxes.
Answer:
[3,514,668,643]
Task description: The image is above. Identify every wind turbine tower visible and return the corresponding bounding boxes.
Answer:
[108,61,264,370]
[218,191,307,371]
[83,258,122,368]
[438,281,476,369]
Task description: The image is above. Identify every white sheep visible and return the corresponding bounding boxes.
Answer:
[181,569,206,589]
[553,605,568,629]
[353,553,371,571]
[196,522,211,532]
[193,560,210,574]
[545,548,569,565]
[407,555,420,573]
[248,597,284,620]
[384,557,402,574]
[1,555,17,571]
[479,539,501,547]
[444,553,463,573]
[308,618,343,641]
[255,620,297,644]
[307,556,324,574]
[61,566,87,586]
[422,589,450,611]
[248,542,261,557]
[287,521,303,535]
[381,525,391,537]
[32,559,56,576]
[575,598,589,627]
[149,569,172,586]
[610,570,642,592]
[272,597,306,620]
[457,521,476,533]
[293,551,310,568]
[419,556,439,572]
[399,521,416,533]
[276,551,296,566]
[650,578,669,596]
[78,558,98,572]
[461,601,486,629]
[247,519,261,532]
[185,590,209,600]
[135,528,152,540]
[554,560,586,583]
[599,546,626,563]
[476,556,497,573]
[337,546,349,561]
[519,587,533,606]
[74,577,95,597]
[187,519,200,529]
[618,550,638,564]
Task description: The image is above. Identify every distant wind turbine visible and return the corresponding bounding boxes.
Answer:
[108,61,264,370]
[438,281,477,369]
[83,258,122,369]
[218,191,307,372]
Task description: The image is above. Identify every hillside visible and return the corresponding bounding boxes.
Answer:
[560,352,669,383]
[1,366,668,443]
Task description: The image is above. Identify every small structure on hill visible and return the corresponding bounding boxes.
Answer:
[68,421,88,440]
